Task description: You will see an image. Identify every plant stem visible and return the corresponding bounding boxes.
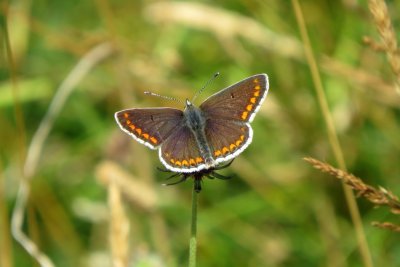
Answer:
[292,1,373,267]
[188,184,198,267]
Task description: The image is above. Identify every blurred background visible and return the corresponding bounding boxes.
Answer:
[2,0,400,266]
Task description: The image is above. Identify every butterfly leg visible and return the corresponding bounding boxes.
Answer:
[162,174,190,186]
[214,159,234,170]
[205,174,215,180]
[157,166,172,173]
[209,171,232,180]
[164,172,183,181]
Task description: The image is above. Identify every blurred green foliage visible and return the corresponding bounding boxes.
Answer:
[2,0,400,266]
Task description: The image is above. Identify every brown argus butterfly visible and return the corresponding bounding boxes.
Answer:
[115,74,269,173]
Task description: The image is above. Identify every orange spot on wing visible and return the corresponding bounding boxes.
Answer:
[246,104,253,111]
[135,128,142,135]
[126,120,131,125]
[170,159,175,164]
[241,111,248,120]
[253,78,259,84]
[254,91,260,97]
[175,160,182,166]
[182,160,189,167]
[150,137,158,144]
[240,135,245,141]
[250,97,256,103]
[189,158,196,165]
[123,113,129,118]
[230,143,236,150]
[196,157,203,163]
[129,125,135,130]
[142,133,149,139]
[255,85,261,90]
[236,140,242,146]
[222,147,229,154]
[214,150,222,157]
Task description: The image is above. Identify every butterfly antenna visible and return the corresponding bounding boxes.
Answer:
[191,72,220,103]
[144,91,184,104]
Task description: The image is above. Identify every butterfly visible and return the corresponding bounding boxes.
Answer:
[115,74,269,173]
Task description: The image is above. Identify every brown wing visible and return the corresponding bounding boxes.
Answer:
[115,108,183,149]
[204,119,252,164]
[159,125,209,173]
[200,74,268,123]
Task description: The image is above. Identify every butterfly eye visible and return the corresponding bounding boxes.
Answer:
[230,93,235,99]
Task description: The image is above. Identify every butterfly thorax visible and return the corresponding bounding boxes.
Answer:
[184,99,214,167]
[184,99,206,130]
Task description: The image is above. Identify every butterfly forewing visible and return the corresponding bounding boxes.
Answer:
[200,74,268,123]
[159,125,207,172]
[115,108,183,149]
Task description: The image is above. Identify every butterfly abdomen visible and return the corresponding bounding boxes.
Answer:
[184,101,214,167]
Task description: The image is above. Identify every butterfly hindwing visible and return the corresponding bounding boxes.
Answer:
[200,74,268,123]
[115,108,183,149]
[205,119,252,164]
[159,125,207,172]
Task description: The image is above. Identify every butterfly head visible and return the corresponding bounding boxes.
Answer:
[185,99,193,107]
[184,99,196,113]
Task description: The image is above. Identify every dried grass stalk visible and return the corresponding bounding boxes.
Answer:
[108,180,130,267]
[371,221,400,232]
[95,161,158,212]
[304,157,400,215]
[11,42,114,267]
[144,2,304,62]
[321,56,400,107]
[367,0,400,91]
[292,0,373,264]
